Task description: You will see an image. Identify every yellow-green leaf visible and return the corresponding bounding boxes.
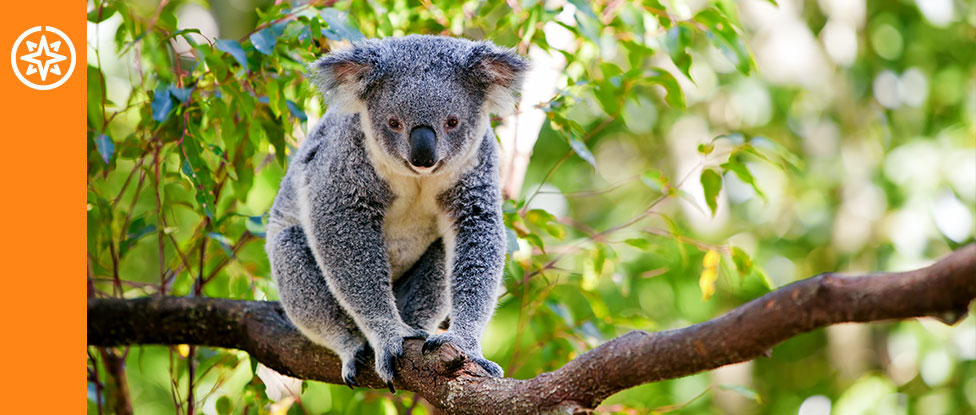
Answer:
[700,168,723,216]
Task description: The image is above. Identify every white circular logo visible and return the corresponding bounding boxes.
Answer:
[10,26,76,91]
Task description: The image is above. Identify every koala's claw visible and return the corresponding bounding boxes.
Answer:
[387,381,396,393]
[472,356,505,377]
[423,333,504,377]
[374,342,404,386]
[405,328,429,340]
[341,359,360,389]
[354,345,372,366]
[421,336,449,355]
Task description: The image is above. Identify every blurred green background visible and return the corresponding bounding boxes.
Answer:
[86,0,975,414]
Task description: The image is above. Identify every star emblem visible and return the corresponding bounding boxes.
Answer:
[19,34,67,82]
[10,26,76,90]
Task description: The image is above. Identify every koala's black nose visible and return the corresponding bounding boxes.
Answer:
[408,126,437,168]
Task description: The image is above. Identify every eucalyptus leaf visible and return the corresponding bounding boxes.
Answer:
[246,216,267,238]
[95,134,114,164]
[700,168,723,216]
[568,137,597,169]
[286,100,307,122]
[168,86,193,103]
[321,9,364,41]
[249,28,277,55]
[216,39,248,71]
[151,84,175,122]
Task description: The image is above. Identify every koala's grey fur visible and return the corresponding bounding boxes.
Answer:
[265,35,527,389]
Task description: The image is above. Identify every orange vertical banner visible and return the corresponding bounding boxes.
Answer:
[0,0,84,412]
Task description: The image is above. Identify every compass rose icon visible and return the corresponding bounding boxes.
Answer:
[10,26,76,90]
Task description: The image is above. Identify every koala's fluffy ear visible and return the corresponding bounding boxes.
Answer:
[310,45,381,114]
[466,44,529,116]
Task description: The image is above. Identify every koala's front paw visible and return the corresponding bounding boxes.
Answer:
[422,332,504,377]
[373,326,428,392]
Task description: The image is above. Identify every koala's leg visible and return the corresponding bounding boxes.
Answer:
[268,225,369,388]
[393,239,450,332]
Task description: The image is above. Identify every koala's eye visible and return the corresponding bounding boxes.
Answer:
[445,116,459,129]
[387,118,402,131]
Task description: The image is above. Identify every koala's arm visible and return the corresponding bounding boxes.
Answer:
[298,165,424,353]
[436,140,507,355]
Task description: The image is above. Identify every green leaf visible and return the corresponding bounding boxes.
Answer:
[665,26,693,79]
[520,8,540,46]
[285,100,307,122]
[741,137,803,170]
[265,79,285,117]
[95,134,114,164]
[730,246,753,277]
[573,8,601,44]
[505,226,519,259]
[523,233,545,253]
[151,84,175,122]
[207,232,234,256]
[87,3,117,23]
[546,301,574,326]
[246,216,266,238]
[86,66,105,129]
[120,218,157,257]
[161,28,202,43]
[216,39,248,71]
[644,69,685,108]
[180,135,216,220]
[624,238,652,250]
[157,6,178,32]
[249,28,277,55]
[168,86,193,103]
[309,17,321,39]
[643,0,672,27]
[568,137,597,168]
[567,0,597,19]
[321,9,364,41]
[249,355,259,376]
[261,119,287,166]
[202,46,229,80]
[695,8,754,75]
[721,157,766,200]
[525,209,566,239]
[230,139,255,203]
[594,82,621,115]
[640,170,670,194]
[700,168,723,216]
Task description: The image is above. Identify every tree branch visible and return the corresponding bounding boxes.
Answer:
[88,244,976,414]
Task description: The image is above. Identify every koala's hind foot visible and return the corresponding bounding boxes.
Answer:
[268,226,372,389]
[369,325,429,392]
[422,332,504,377]
[336,343,372,389]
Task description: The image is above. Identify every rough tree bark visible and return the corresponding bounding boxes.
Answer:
[88,244,976,414]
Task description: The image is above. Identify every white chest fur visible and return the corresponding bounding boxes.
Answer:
[360,112,488,280]
[382,174,448,279]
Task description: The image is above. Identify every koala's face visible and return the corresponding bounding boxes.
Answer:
[363,72,486,174]
[312,35,527,176]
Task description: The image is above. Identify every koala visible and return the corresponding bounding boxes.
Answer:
[265,35,527,391]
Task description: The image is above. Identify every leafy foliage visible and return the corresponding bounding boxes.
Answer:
[87,1,975,414]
